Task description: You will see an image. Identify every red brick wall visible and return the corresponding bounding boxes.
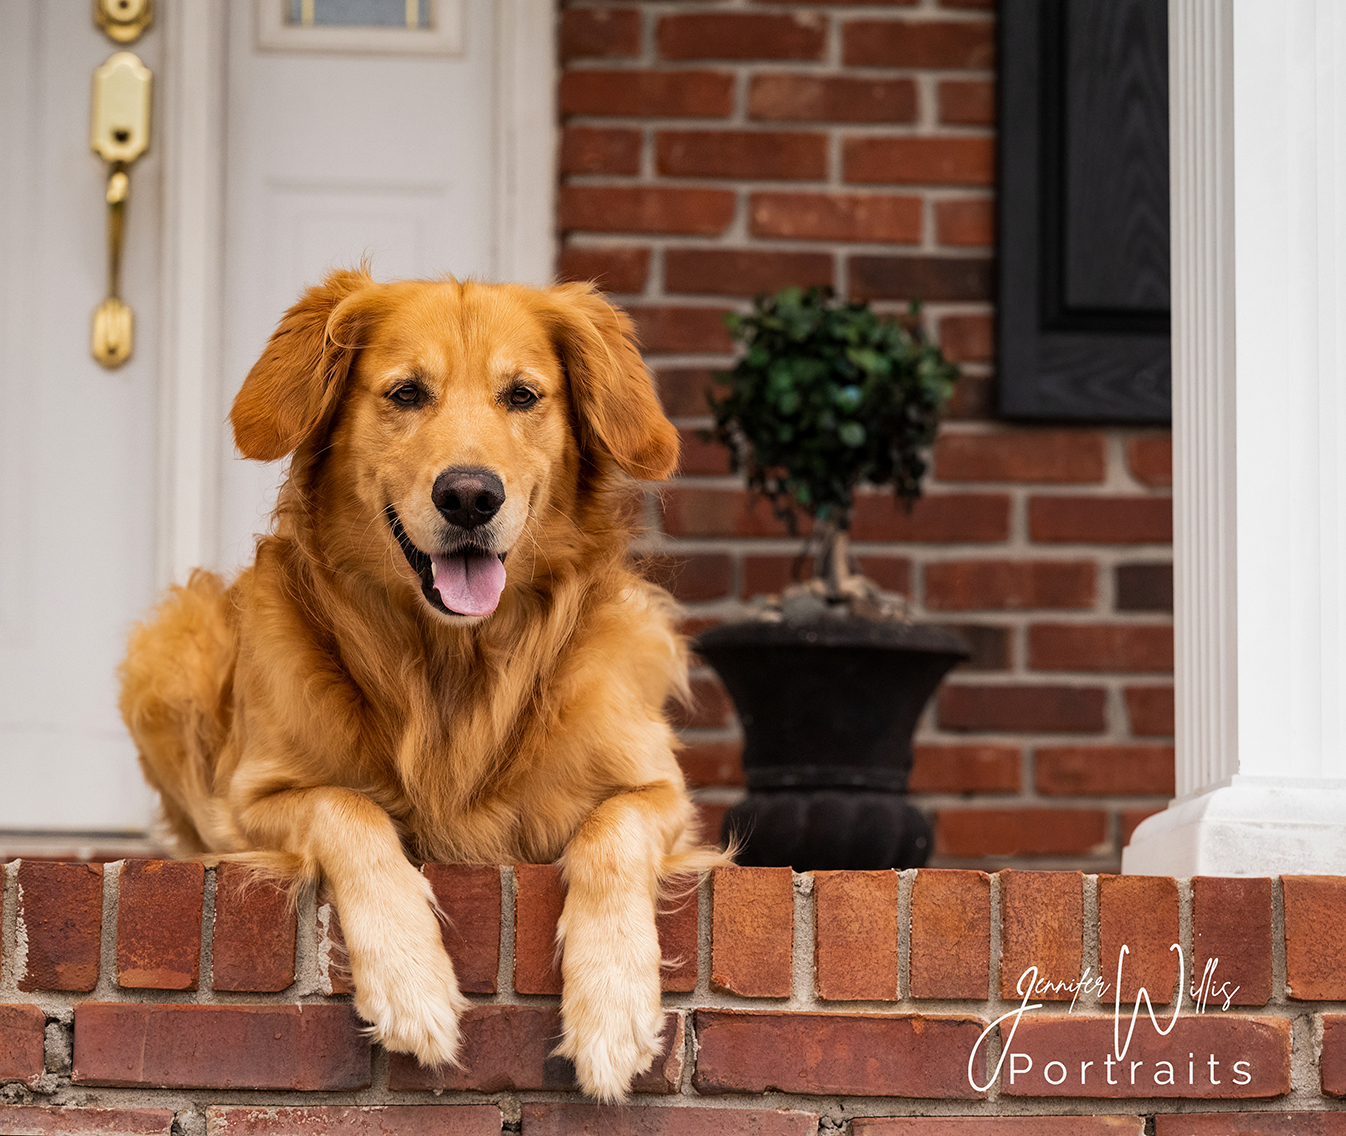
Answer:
[556,0,1174,872]
[4,860,1346,1132]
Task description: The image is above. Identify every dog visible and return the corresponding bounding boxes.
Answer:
[118,268,721,1100]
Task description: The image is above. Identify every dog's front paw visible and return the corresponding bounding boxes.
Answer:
[555,919,664,1101]
[351,940,470,1067]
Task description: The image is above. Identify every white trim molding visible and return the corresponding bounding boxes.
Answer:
[155,0,227,589]
[1126,0,1346,876]
[493,0,557,287]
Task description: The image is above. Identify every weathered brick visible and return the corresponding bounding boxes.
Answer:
[626,305,735,353]
[1125,686,1175,737]
[560,126,642,175]
[999,871,1083,1000]
[845,137,995,186]
[0,1108,175,1135]
[656,882,699,994]
[1127,434,1172,487]
[909,869,990,1000]
[844,19,995,69]
[659,13,825,61]
[998,1014,1290,1097]
[560,70,734,119]
[909,744,1021,794]
[924,560,1096,612]
[935,198,995,246]
[850,492,1010,542]
[939,810,1108,859]
[697,800,731,847]
[72,1003,370,1090]
[212,864,296,993]
[850,255,994,302]
[944,373,997,418]
[0,1005,45,1087]
[388,1006,683,1094]
[1284,876,1346,1000]
[750,192,922,243]
[1191,875,1273,1008]
[1097,875,1180,1004]
[638,550,732,602]
[662,488,800,539]
[561,8,640,61]
[523,1103,819,1136]
[939,314,994,363]
[664,249,833,297]
[17,860,103,992]
[694,1009,986,1097]
[943,624,1012,672]
[741,554,911,598]
[1035,746,1175,797]
[1029,624,1173,673]
[938,684,1107,733]
[317,892,353,995]
[935,430,1106,483]
[655,368,717,418]
[672,428,732,476]
[856,1120,1144,1135]
[559,187,735,237]
[1156,1115,1346,1136]
[206,1106,500,1136]
[557,245,651,294]
[1116,562,1174,613]
[939,79,997,126]
[814,871,898,1001]
[424,863,501,994]
[750,75,917,123]
[514,863,564,995]
[678,740,744,789]
[116,859,203,990]
[1029,496,1173,543]
[657,130,826,180]
[711,866,793,998]
[1323,1015,1346,1097]
[667,674,734,730]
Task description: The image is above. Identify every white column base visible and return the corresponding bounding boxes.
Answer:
[1122,776,1346,877]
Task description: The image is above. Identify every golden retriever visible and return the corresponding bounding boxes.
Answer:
[118,268,719,1100]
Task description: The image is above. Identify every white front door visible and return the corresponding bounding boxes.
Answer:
[0,0,554,837]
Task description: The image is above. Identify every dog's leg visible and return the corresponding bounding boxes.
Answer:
[554,781,691,1101]
[238,786,468,1065]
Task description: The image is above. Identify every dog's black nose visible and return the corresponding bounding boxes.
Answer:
[432,467,505,530]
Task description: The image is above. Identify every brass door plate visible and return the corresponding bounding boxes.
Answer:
[90,52,151,164]
[94,0,153,44]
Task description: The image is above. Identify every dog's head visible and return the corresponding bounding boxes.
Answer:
[230,269,678,623]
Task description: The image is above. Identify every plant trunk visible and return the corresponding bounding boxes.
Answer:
[814,520,851,601]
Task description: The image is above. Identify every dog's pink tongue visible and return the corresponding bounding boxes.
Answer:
[431,553,506,617]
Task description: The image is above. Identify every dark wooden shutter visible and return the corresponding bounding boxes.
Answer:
[998,0,1171,422]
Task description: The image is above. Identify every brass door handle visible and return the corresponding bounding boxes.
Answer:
[89,51,151,369]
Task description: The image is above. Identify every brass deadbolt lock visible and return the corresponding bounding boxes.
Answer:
[94,0,153,44]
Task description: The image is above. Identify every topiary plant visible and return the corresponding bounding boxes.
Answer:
[709,286,958,605]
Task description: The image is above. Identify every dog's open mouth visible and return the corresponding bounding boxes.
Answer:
[385,506,507,619]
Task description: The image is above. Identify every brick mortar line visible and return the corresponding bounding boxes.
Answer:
[896,868,915,1001]
[95,862,119,1002]
[198,866,216,1004]
[791,871,815,1008]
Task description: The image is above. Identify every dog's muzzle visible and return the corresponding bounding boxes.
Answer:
[385,505,507,619]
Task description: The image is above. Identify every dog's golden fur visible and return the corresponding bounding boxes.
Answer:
[118,269,720,1100]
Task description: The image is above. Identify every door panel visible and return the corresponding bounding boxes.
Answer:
[0,0,162,830]
[218,0,499,571]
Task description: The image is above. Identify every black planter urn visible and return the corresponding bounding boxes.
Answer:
[695,618,968,871]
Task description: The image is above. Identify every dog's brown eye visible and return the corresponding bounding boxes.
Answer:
[508,386,539,409]
[389,382,426,408]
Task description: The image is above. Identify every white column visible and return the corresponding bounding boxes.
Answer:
[1124,0,1346,876]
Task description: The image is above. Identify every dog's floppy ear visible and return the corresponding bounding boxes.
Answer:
[543,282,679,481]
[230,268,374,461]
